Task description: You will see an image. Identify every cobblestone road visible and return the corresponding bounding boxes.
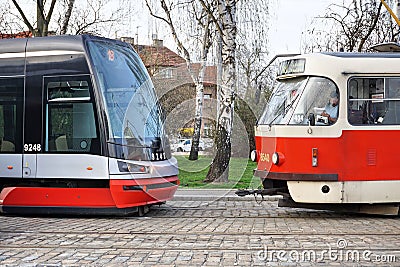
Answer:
[1,198,400,266]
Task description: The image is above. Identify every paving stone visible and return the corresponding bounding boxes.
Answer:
[0,198,399,266]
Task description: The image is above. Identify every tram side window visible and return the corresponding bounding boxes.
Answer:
[348,77,400,125]
[0,78,23,153]
[45,77,100,153]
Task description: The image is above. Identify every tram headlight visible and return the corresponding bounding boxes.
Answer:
[127,163,150,173]
[118,161,150,173]
[272,152,285,166]
[272,152,279,165]
[250,150,257,162]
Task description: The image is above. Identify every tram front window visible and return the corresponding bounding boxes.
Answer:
[87,40,169,160]
[259,77,339,126]
[259,77,307,125]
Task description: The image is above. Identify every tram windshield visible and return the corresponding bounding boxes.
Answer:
[259,76,339,125]
[87,40,167,154]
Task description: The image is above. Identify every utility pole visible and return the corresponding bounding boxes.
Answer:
[380,0,400,26]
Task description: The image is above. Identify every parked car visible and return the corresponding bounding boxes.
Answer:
[176,139,205,152]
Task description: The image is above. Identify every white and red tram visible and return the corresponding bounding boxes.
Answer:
[251,52,400,215]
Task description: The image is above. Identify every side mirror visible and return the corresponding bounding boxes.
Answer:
[308,113,315,126]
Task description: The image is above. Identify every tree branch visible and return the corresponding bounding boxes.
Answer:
[358,2,382,51]
[11,0,35,33]
[46,0,58,24]
[144,0,170,25]
[198,0,223,37]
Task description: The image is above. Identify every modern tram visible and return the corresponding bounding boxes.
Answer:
[0,35,179,215]
[250,51,400,215]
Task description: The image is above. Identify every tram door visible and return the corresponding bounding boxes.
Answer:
[0,77,24,178]
[23,70,40,179]
[22,73,38,178]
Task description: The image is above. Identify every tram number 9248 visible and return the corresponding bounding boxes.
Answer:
[24,144,42,152]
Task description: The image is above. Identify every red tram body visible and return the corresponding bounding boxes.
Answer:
[252,52,400,215]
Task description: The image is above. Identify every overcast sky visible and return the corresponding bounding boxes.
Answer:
[14,0,347,57]
[131,0,343,57]
[268,0,338,55]
[120,0,341,59]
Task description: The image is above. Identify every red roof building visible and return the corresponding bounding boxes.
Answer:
[122,37,218,139]
[0,31,32,39]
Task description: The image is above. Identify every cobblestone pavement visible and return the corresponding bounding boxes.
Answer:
[1,198,400,266]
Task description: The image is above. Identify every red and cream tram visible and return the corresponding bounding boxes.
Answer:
[251,51,400,215]
[0,35,178,215]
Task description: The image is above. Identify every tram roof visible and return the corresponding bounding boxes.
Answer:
[277,51,400,79]
[321,52,400,59]
[0,35,130,55]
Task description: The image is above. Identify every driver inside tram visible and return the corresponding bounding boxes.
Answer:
[320,91,339,125]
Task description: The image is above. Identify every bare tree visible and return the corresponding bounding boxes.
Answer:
[236,0,270,98]
[145,0,214,161]
[234,1,271,155]
[11,0,57,36]
[0,2,24,35]
[304,0,398,52]
[64,0,125,35]
[4,0,128,37]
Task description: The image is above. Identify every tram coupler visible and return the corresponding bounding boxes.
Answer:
[235,188,285,197]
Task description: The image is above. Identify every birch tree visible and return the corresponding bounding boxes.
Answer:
[145,0,214,161]
[199,0,237,183]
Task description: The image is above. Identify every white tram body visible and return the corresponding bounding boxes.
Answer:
[0,35,178,215]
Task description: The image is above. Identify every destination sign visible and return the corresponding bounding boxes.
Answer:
[277,58,305,76]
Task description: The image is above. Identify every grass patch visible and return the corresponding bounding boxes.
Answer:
[176,155,261,189]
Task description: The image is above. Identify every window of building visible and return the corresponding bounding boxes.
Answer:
[158,68,173,79]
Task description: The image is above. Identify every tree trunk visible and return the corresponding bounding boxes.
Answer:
[189,16,212,161]
[205,0,237,183]
[188,82,204,160]
[36,0,45,36]
[61,0,75,34]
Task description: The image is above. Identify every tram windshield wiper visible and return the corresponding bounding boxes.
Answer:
[268,93,299,127]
